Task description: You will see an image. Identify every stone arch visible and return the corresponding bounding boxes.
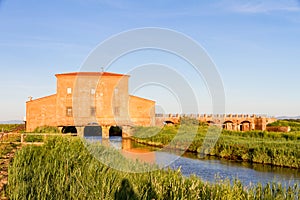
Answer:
[62,126,77,134]
[84,123,102,136]
[164,120,174,125]
[223,121,234,130]
[109,126,122,137]
[240,121,251,131]
[207,120,215,125]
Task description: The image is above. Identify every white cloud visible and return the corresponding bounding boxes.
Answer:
[218,0,300,14]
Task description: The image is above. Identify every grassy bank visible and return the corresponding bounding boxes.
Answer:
[23,126,61,143]
[0,134,20,157]
[0,133,20,197]
[32,125,60,133]
[0,124,25,133]
[7,137,300,199]
[267,120,300,132]
[132,125,300,168]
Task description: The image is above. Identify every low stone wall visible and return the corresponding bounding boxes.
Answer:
[266,126,291,132]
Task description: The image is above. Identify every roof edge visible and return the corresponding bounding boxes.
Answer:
[26,94,57,103]
[55,72,130,77]
[130,95,156,103]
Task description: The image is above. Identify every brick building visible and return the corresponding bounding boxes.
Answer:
[26,72,155,137]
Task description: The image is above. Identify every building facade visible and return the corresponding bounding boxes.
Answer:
[26,72,156,136]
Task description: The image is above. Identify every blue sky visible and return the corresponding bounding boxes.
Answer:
[0,0,300,120]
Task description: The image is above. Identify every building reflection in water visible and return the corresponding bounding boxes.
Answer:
[84,136,156,164]
[121,138,156,164]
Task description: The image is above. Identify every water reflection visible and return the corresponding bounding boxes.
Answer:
[84,136,300,186]
[85,136,156,164]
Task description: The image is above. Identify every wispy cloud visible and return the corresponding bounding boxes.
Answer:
[218,0,300,14]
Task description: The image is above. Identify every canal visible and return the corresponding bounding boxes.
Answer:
[85,136,300,186]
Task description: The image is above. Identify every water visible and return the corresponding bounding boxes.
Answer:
[169,153,300,186]
[84,136,300,186]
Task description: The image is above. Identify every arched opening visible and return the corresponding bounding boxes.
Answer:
[240,121,251,131]
[84,125,102,136]
[207,121,215,126]
[223,121,234,130]
[109,126,122,137]
[164,120,174,126]
[62,126,77,134]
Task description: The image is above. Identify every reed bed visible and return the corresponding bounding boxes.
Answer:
[0,124,24,133]
[0,134,20,157]
[32,126,60,133]
[7,137,300,199]
[133,125,300,168]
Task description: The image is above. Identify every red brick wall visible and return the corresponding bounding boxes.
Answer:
[267,126,291,132]
[26,72,156,131]
[129,95,155,126]
[26,94,57,132]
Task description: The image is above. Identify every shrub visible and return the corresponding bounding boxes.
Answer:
[33,126,60,133]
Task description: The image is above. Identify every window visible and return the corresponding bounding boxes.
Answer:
[90,88,95,95]
[67,87,72,94]
[90,106,96,116]
[66,107,72,117]
[114,107,120,116]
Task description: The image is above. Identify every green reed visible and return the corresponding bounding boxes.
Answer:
[133,125,300,168]
[7,137,300,199]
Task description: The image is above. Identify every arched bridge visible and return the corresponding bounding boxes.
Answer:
[155,114,277,131]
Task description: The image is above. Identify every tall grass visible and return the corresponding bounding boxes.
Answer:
[0,124,24,133]
[22,126,61,142]
[32,126,60,133]
[267,120,300,132]
[0,134,20,198]
[0,134,20,158]
[133,125,300,168]
[7,137,300,199]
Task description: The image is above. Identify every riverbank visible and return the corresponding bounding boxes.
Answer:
[6,137,300,199]
[132,125,300,168]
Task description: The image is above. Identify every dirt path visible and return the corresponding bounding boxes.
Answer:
[0,135,21,199]
[0,133,8,142]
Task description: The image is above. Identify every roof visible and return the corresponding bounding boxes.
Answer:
[130,95,156,103]
[55,72,129,77]
[26,94,57,103]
